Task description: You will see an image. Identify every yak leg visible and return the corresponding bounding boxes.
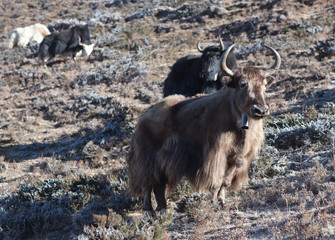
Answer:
[218,157,245,203]
[217,165,238,204]
[41,58,47,68]
[212,188,220,202]
[41,56,50,68]
[217,162,239,204]
[154,183,167,214]
[217,187,226,204]
[215,174,231,205]
[143,187,155,218]
[222,165,237,188]
[212,186,226,207]
[222,156,245,188]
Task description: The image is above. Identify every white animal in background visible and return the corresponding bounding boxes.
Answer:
[7,23,51,49]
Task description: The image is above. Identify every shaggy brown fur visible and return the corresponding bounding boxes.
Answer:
[127,46,280,214]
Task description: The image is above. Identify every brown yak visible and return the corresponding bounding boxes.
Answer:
[127,44,281,215]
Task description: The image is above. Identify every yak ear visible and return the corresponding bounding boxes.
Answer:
[222,76,237,88]
[265,75,275,87]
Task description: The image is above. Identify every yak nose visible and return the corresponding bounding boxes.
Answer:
[252,105,269,117]
[200,72,218,81]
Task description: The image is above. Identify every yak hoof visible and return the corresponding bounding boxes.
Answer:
[218,197,225,205]
[157,208,167,215]
[143,210,156,219]
[215,198,225,210]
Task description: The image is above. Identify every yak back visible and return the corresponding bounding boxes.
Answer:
[163,55,204,97]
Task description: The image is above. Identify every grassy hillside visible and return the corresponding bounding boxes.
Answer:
[0,0,334,239]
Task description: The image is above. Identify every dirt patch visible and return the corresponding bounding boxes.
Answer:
[0,0,334,239]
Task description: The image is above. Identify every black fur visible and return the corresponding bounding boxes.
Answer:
[38,25,91,65]
[163,45,237,97]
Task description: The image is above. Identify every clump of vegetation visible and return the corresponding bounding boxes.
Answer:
[0,174,176,239]
[275,126,329,150]
[249,145,288,180]
[76,198,174,239]
[76,53,148,85]
[168,179,195,202]
[249,103,334,182]
[0,176,135,239]
[1,0,334,239]
[176,193,206,214]
[2,48,28,65]
[160,0,193,8]
[82,140,109,168]
[265,104,334,151]
[117,22,154,51]
[315,37,335,60]
[271,211,335,239]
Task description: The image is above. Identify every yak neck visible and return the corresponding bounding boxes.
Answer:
[223,88,243,131]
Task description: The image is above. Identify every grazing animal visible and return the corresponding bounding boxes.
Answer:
[38,24,94,67]
[163,37,237,97]
[7,23,51,49]
[127,44,281,215]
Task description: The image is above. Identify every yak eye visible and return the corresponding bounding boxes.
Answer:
[240,82,248,88]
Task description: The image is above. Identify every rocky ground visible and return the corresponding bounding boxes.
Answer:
[0,0,334,239]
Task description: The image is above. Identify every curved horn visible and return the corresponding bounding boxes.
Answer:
[220,44,235,77]
[263,45,281,70]
[78,36,83,46]
[219,32,225,52]
[197,40,204,53]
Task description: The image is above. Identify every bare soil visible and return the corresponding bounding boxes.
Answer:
[0,0,334,239]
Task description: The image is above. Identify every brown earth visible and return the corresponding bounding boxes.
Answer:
[0,0,334,239]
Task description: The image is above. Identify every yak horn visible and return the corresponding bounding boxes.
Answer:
[263,45,281,71]
[78,36,83,46]
[241,113,249,130]
[219,32,225,52]
[197,40,204,53]
[220,44,235,77]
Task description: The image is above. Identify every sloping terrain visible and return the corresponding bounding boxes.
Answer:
[0,0,334,239]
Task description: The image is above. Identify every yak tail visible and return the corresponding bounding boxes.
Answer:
[7,31,18,49]
[38,41,50,59]
[126,139,161,197]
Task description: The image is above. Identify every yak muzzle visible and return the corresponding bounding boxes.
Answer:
[200,72,219,82]
[251,105,269,117]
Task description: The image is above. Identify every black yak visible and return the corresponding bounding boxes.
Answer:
[163,37,237,97]
[38,24,94,67]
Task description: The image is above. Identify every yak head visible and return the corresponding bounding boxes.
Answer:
[197,37,237,84]
[72,25,91,44]
[221,44,281,122]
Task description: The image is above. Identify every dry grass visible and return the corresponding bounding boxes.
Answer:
[0,0,335,239]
